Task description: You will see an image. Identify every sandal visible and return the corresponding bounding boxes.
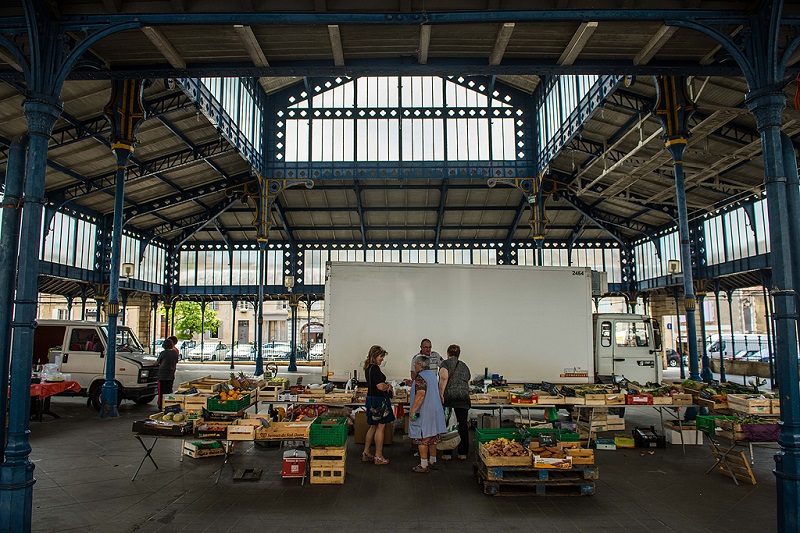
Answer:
[361,452,374,462]
[374,456,390,465]
[411,464,429,473]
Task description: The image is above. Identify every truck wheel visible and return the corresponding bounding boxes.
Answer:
[134,395,156,405]
[89,382,124,410]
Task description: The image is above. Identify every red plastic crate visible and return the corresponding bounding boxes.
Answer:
[626,394,654,405]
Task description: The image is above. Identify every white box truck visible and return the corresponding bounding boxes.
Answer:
[322,263,662,384]
[33,320,160,409]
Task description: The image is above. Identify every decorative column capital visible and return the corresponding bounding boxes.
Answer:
[745,91,787,131]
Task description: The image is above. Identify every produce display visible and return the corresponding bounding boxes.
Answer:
[529,446,568,459]
[481,438,530,457]
[218,390,246,401]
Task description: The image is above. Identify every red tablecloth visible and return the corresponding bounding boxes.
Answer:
[29,380,81,399]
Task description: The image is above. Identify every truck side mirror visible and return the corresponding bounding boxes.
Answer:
[651,319,662,351]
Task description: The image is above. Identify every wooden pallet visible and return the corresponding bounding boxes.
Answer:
[708,443,756,484]
[478,459,598,483]
[475,463,595,496]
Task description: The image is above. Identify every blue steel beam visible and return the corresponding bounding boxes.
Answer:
[0,59,746,83]
[504,197,529,242]
[272,198,295,244]
[48,137,234,200]
[278,204,547,212]
[124,171,251,223]
[30,10,760,31]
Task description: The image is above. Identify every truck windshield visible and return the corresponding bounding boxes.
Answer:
[615,321,650,347]
[100,327,144,353]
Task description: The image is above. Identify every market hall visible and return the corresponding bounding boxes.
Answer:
[0,2,798,532]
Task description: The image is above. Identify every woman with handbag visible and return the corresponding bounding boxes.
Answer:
[438,344,472,460]
[363,345,395,465]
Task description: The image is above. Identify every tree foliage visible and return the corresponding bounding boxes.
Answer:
[169,301,222,340]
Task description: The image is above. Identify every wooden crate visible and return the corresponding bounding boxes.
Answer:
[470,394,492,404]
[250,419,314,440]
[309,464,346,484]
[716,419,746,440]
[584,394,606,406]
[652,396,673,405]
[323,392,355,403]
[564,397,585,405]
[604,393,625,405]
[183,441,234,459]
[310,446,347,466]
[304,388,326,397]
[670,393,693,406]
[478,444,532,467]
[227,422,256,441]
[727,394,771,414]
[535,396,566,405]
[565,448,595,465]
[771,399,780,415]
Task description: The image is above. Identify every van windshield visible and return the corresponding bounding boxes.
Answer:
[100,327,144,353]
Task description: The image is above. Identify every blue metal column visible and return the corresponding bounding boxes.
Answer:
[696,289,713,383]
[0,136,28,464]
[288,296,299,372]
[747,90,800,532]
[653,76,701,382]
[101,79,146,418]
[713,284,727,382]
[0,98,62,533]
[230,298,237,370]
[255,243,265,376]
[780,132,800,309]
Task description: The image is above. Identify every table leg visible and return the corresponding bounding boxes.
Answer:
[214,441,236,484]
[132,436,159,481]
[40,397,60,420]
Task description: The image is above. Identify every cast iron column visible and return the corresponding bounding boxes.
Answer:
[713,286,727,382]
[0,97,62,532]
[0,135,27,464]
[230,298,238,370]
[101,79,146,418]
[288,295,299,372]
[696,290,713,383]
[653,76,701,382]
[747,91,800,529]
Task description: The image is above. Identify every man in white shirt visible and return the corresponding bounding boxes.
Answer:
[409,338,442,380]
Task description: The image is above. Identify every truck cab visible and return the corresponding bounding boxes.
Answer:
[593,313,662,384]
[33,320,160,409]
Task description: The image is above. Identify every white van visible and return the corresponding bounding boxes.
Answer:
[706,333,771,360]
[34,320,160,409]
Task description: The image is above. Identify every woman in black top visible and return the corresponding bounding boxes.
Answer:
[438,344,472,460]
[156,339,179,409]
[362,345,395,465]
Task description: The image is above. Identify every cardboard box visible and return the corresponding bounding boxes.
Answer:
[533,454,573,469]
[663,423,703,445]
[595,439,616,450]
[183,440,234,459]
[353,411,393,445]
[227,422,256,441]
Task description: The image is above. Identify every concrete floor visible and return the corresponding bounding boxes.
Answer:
[25,385,781,533]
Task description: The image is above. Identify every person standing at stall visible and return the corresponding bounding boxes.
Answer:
[362,345,395,465]
[408,355,446,473]
[156,339,178,409]
[408,338,442,381]
[438,344,472,461]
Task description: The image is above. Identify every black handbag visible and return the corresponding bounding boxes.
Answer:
[367,366,392,422]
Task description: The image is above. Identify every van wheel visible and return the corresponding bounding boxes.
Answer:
[135,395,156,405]
[668,359,678,367]
[89,382,124,410]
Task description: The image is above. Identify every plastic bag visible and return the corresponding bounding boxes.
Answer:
[40,364,64,382]
[438,407,461,450]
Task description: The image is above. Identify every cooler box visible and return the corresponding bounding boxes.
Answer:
[282,449,307,478]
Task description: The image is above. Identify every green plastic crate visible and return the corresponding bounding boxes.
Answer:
[309,416,348,447]
[475,428,524,444]
[206,393,250,412]
[696,415,737,434]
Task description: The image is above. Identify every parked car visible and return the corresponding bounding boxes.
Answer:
[666,349,687,367]
[187,342,229,361]
[175,339,196,359]
[224,344,256,361]
[262,341,291,360]
[308,343,326,360]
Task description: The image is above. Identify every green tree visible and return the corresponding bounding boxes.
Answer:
[170,301,222,340]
